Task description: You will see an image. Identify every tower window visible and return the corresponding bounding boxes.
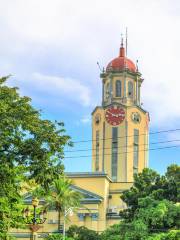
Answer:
[112,127,118,181]
[116,80,121,97]
[112,127,118,142]
[128,81,134,98]
[133,129,139,174]
[95,131,100,171]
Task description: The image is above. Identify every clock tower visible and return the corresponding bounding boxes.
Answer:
[92,40,149,182]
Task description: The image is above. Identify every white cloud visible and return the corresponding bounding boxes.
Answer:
[0,0,180,128]
[31,73,91,107]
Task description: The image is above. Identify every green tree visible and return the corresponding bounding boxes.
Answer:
[120,197,180,240]
[103,165,180,240]
[44,233,73,240]
[0,76,71,237]
[100,224,121,240]
[120,165,180,221]
[45,178,82,232]
[0,166,24,240]
[136,197,180,232]
[147,230,180,240]
[67,225,101,240]
[164,164,180,202]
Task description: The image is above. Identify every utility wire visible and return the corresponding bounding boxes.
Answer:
[64,139,180,153]
[63,144,180,159]
[70,128,180,144]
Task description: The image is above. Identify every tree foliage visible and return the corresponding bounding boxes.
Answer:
[44,177,82,232]
[147,230,180,240]
[100,224,121,240]
[44,233,73,240]
[120,165,180,221]
[67,225,101,240]
[102,165,180,240]
[0,76,71,237]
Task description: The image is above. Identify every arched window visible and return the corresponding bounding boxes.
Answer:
[116,80,121,97]
[128,81,133,98]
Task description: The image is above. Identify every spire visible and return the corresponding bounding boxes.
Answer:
[119,36,125,57]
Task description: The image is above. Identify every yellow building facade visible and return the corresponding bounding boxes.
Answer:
[12,42,149,239]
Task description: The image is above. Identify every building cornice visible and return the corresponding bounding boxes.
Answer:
[100,70,142,79]
[91,103,148,115]
[66,171,112,182]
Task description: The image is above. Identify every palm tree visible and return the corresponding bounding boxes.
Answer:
[45,177,82,232]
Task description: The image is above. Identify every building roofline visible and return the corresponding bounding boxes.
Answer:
[71,184,103,201]
[100,70,142,78]
[66,171,112,182]
[23,183,103,205]
[91,104,148,115]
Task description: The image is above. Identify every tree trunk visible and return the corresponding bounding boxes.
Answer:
[58,210,61,233]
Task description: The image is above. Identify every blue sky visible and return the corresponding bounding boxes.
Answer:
[0,0,180,175]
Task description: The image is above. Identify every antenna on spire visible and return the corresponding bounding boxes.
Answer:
[126,27,128,56]
[97,62,104,72]
[121,33,124,47]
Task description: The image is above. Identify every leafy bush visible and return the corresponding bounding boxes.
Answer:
[44,233,73,240]
[67,225,101,240]
[101,165,180,240]
[147,230,180,240]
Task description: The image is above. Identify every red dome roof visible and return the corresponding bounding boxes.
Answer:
[106,46,136,73]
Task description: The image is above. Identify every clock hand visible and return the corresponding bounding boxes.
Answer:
[109,113,124,117]
[111,113,118,117]
[111,113,119,117]
[117,113,124,117]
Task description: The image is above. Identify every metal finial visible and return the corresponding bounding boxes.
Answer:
[126,27,128,56]
[121,33,124,47]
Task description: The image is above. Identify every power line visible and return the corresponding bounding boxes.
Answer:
[63,144,180,159]
[70,128,180,144]
[64,139,180,153]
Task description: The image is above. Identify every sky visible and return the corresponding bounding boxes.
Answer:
[0,0,180,175]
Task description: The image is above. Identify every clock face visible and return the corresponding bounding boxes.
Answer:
[105,106,125,126]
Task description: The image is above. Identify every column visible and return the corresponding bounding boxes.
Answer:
[102,79,105,105]
[109,75,113,103]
